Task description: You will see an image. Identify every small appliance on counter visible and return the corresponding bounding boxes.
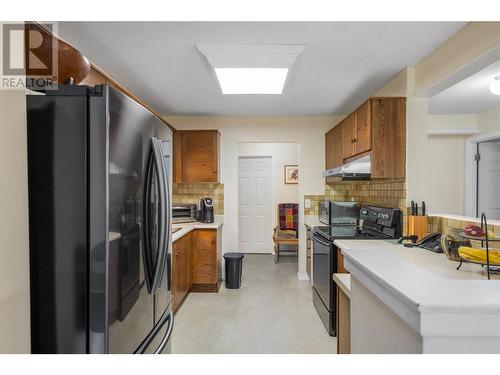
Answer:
[198,197,214,223]
[172,203,197,223]
[319,200,358,225]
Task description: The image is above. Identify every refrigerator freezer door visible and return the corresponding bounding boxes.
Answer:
[135,305,173,354]
[106,86,156,354]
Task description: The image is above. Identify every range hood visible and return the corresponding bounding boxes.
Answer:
[322,154,371,180]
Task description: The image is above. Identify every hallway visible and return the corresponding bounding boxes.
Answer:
[172,254,337,354]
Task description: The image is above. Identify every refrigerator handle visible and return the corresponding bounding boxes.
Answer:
[150,138,168,292]
[133,309,174,354]
[142,141,156,293]
[154,310,174,354]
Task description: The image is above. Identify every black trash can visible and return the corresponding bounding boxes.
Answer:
[223,252,244,289]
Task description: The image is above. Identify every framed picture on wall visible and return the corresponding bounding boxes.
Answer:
[284,165,299,184]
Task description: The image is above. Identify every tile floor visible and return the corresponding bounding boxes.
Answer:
[171,254,337,354]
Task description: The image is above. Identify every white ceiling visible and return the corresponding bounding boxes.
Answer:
[58,22,466,116]
[429,59,500,114]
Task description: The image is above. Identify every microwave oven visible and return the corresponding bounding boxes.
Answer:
[319,201,358,225]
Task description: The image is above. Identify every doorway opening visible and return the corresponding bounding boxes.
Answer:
[237,142,300,259]
[477,139,500,220]
[465,131,500,219]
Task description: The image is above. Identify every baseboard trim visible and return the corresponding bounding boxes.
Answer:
[190,280,221,293]
[297,272,310,281]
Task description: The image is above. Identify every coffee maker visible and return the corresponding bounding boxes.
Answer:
[198,197,214,223]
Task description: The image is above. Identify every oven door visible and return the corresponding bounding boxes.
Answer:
[312,230,335,309]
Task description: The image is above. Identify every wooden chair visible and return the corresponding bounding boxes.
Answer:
[273,203,299,263]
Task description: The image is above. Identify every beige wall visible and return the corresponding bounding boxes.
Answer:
[164,116,341,277]
[0,90,31,353]
[477,106,500,135]
[415,22,500,95]
[372,68,409,97]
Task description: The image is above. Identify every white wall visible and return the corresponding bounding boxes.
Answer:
[164,116,340,278]
[238,143,299,253]
[0,89,31,353]
[477,106,500,135]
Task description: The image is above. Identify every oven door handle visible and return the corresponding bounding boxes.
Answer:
[312,232,332,247]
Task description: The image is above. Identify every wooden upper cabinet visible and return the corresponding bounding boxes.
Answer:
[324,97,406,179]
[371,98,406,178]
[342,113,356,159]
[175,130,220,183]
[325,129,335,170]
[333,123,344,168]
[354,100,371,155]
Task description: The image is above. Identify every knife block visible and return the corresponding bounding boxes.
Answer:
[407,215,428,240]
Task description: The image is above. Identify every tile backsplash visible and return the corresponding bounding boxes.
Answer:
[304,195,324,216]
[172,183,224,215]
[326,178,407,232]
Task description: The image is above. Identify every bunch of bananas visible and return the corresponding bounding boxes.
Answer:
[458,246,500,265]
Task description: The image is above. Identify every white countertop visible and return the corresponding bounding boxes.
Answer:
[304,215,322,228]
[429,213,500,227]
[333,273,351,298]
[334,239,500,344]
[172,217,223,242]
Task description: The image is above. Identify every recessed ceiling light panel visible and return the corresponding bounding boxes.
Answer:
[215,68,288,95]
[197,44,306,95]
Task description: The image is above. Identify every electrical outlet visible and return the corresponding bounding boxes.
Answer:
[305,199,311,209]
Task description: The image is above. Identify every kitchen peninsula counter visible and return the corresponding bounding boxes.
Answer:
[334,239,500,354]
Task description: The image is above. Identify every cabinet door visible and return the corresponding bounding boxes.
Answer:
[181,130,219,182]
[354,100,371,155]
[172,238,181,312]
[342,114,356,159]
[371,98,406,178]
[178,241,189,303]
[333,123,344,168]
[325,129,335,170]
[187,231,194,290]
[172,130,182,183]
[194,229,217,284]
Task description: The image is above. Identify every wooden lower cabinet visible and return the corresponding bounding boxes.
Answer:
[172,232,191,313]
[172,228,220,313]
[191,229,221,292]
[337,287,351,354]
[305,225,312,277]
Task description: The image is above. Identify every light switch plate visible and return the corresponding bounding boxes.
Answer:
[305,199,311,209]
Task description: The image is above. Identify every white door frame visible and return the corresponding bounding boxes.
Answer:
[464,130,500,217]
[237,155,275,253]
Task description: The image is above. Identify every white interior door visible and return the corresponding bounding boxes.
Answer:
[238,157,273,253]
[478,141,500,220]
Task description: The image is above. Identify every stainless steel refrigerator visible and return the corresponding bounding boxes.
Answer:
[27,84,173,354]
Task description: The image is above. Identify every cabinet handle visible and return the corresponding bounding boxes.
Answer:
[354,137,357,142]
[213,169,217,173]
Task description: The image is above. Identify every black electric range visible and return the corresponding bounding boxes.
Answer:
[312,205,401,336]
